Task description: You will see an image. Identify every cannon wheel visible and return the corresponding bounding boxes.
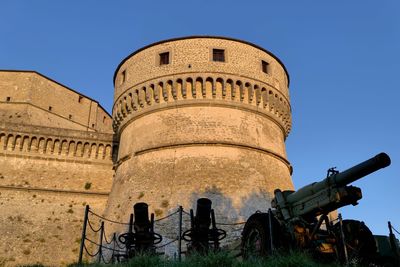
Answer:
[334,219,377,264]
[241,213,286,259]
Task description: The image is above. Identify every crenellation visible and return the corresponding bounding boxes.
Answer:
[112,74,292,135]
[0,130,115,161]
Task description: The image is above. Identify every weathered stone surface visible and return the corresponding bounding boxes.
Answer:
[0,71,115,266]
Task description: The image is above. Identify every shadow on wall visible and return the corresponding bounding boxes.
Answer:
[189,185,273,223]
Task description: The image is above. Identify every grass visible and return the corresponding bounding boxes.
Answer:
[65,250,345,267]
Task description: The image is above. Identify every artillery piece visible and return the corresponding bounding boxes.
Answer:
[118,202,162,259]
[241,153,391,263]
[182,198,226,254]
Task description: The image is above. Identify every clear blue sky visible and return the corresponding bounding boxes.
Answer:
[1,1,399,235]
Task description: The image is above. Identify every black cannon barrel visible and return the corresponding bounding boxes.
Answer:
[195,198,212,227]
[286,153,391,204]
[134,202,150,227]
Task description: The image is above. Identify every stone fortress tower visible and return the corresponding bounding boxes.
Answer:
[104,36,294,229]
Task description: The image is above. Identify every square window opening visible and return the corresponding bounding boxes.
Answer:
[159,52,170,65]
[6,97,11,102]
[262,60,269,74]
[213,49,225,62]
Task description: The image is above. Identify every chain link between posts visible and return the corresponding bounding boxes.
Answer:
[78,205,249,264]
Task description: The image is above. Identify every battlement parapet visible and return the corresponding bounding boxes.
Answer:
[113,74,292,136]
[0,122,117,163]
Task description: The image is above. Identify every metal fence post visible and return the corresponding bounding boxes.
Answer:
[268,208,274,252]
[338,213,348,265]
[78,205,89,264]
[111,232,117,264]
[97,221,105,263]
[178,206,183,262]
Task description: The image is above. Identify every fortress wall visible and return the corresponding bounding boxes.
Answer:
[0,189,108,266]
[29,73,95,127]
[0,123,115,266]
[95,104,113,133]
[0,71,113,133]
[0,103,29,125]
[0,71,32,101]
[0,123,116,191]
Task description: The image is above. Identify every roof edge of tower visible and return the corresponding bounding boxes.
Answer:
[113,35,290,87]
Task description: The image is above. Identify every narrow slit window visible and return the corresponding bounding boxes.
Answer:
[69,114,72,120]
[121,70,126,84]
[262,60,269,74]
[159,52,170,65]
[213,49,225,62]
[48,106,52,111]
[78,96,83,103]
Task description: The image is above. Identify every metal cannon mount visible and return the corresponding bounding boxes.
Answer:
[118,202,162,259]
[182,198,226,254]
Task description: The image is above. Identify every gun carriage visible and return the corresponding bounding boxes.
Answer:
[182,198,226,254]
[117,202,162,260]
[241,153,391,263]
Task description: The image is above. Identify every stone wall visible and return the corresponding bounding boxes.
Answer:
[0,122,116,266]
[0,188,108,266]
[0,70,116,266]
[0,71,113,133]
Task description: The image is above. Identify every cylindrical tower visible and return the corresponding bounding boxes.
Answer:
[104,36,293,230]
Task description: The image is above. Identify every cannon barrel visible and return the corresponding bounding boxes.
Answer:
[286,153,391,204]
[195,198,212,227]
[134,202,150,227]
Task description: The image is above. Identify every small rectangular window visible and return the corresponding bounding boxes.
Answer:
[69,114,72,120]
[48,106,52,111]
[92,123,95,128]
[6,97,11,102]
[262,60,269,74]
[103,116,106,123]
[78,96,83,103]
[159,52,170,65]
[213,49,225,62]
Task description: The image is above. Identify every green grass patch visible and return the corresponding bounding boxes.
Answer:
[66,250,344,267]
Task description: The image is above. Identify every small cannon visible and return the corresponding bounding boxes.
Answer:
[182,198,226,254]
[241,153,391,264]
[118,202,162,259]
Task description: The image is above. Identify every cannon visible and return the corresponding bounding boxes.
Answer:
[241,153,391,263]
[182,198,226,254]
[117,202,162,260]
